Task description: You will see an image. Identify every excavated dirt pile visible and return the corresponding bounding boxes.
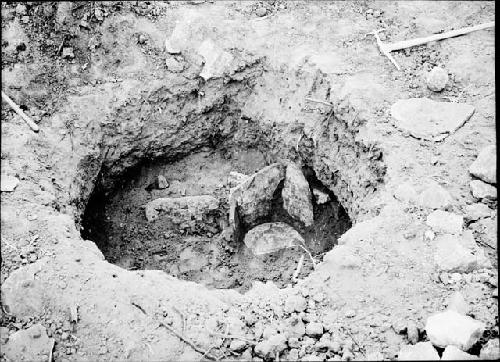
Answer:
[1,1,497,361]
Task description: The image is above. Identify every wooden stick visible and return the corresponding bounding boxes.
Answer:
[1,91,39,132]
[48,339,55,362]
[297,244,317,270]
[292,255,305,282]
[387,21,495,52]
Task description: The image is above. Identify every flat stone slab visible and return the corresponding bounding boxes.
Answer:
[3,324,55,362]
[469,145,496,184]
[1,175,19,192]
[391,98,475,141]
[470,180,497,200]
[425,310,485,350]
[434,233,490,273]
[426,210,463,235]
[244,222,304,255]
[144,195,219,231]
[397,341,440,361]
[282,163,314,226]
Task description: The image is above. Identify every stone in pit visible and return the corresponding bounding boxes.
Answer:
[469,145,496,184]
[282,163,314,226]
[244,222,304,255]
[470,180,497,200]
[144,195,219,232]
[229,163,285,230]
[425,310,485,350]
[390,98,475,141]
[3,324,55,362]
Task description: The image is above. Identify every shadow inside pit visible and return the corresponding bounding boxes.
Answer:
[80,150,352,291]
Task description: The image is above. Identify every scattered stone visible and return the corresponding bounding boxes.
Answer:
[164,38,181,54]
[425,310,485,350]
[397,342,440,361]
[228,171,249,188]
[312,188,329,205]
[391,98,474,141]
[424,229,435,242]
[446,291,469,315]
[229,163,285,230]
[426,210,463,235]
[434,234,490,273]
[393,182,418,204]
[417,182,453,209]
[441,345,479,360]
[469,145,496,184]
[305,322,323,337]
[470,180,497,200]
[144,195,219,232]
[244,222,303,255]
[426,67,449,92]
[229,339,247,352]
[1,176,19,192]
[62,47,74,59]
[16,4,27,16]
[255,7,267,17]
[464,203,491,222]
[254,334,287,360]
[197,39,234,80]
[3,324,54,361]
[406,321,419,344]
[284,295,307,314]
[479,338,500,360]
[282,163,314,226]
[165,57,184,73]
[321,245,360,270]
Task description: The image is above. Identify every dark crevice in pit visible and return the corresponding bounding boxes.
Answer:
[80,148,353,292]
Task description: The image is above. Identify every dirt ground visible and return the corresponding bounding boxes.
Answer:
[0,1,497,361]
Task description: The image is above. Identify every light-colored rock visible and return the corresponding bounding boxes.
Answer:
[446,291,470,315]
[286,317,306,338]
[406,321,419,344]
[470,180,497,200]
[62,47,74,59]
[480,338,500,360]
[391,98,474,141]
[229,163,285,230]
[229,339,247,352]
[165,57,184,72]
[424,229,436,241]
[312,188,329,205]
[144,195,219,231]
[255,7,267,17]
[321,245,360,270]
[243,222,303,255]
[3,324,54,362]
[282,163,314,226]
[393,182,418,204]
[178,246,209,273]
[305,322,323,337]
[426,67,449,92]
[426,210,463,235]
[228,171,249,188]
[441,345,479,360]
[434,234,490,273]
[417,182,453,209]
[1,175,19,192]
[470,216,497,249]
[284,295,307,314]
[464,203,491,221]
[157,175,169,189]
[197,39,234,81]
[164,38,181,54]
[15,3,27,16]
[254,334,287,360]
[425,310,485,350]
[397,341,440,361]
[469,145,496,184]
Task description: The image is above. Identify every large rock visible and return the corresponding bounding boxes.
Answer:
[243,222,304,255]
[254,334,288,360]
[464,203,491,222]
[197,39,234,81]
[425,310,485,350]
[426,210,463,235]
[3,324,55,362]
[1,175,19,192]
[470,180,497,200]
[469,145,496,184]
[434,234,490,273]
[393,182,418,204]
[144,195,219,231]
[397,342,440,361]
[391,98,475,141]
[417,181,453,209]
[229,163,285,230]
[282,163,314,226]
[441,345,479,360]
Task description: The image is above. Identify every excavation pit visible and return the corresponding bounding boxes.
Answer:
[81,148,352,292]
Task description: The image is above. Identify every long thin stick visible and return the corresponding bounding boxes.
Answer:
[297,244,316,270]
[305,97,334,107]
[1,91,39,132]
[387,21,495,52]
[292,255,305,282]
[48,339,55,362]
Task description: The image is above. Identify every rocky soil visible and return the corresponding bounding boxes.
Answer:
[1,1,497,361]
